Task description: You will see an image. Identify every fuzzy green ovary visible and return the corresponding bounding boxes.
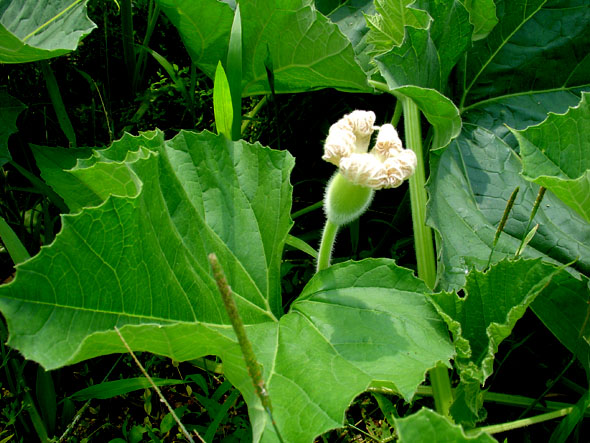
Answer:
[324,172,374,226]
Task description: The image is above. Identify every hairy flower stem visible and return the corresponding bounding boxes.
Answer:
[401,97,454,418]
[317,173,374,272]
[317,219,339,272]
[208,253,284,442]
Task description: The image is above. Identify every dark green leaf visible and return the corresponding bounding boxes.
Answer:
[158,0,370,95]
[429,258,568,424]
[428,125,590,291]
[0,0,96,63]
[460,0,590,141]
[511,92,590,222]
[461,0,497,41]
[549,390,590,443]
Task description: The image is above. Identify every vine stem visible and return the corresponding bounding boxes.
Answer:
[401,96,454,418]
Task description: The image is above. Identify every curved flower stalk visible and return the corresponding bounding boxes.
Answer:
[317,110,417,271]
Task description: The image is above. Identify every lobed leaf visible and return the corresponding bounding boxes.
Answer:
[511,92,590,222]
[157,0,370,95]
[0,0,96,63]
[429,258,569,423]
[461,0,497,41]
[364,0,429,58]
[395,408,496,442]
[428,124,590,291]
[460,0,590,143]
[0,130,453,442]
[373,2,468,149]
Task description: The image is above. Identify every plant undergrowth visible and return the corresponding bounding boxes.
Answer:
[1,0,590,442]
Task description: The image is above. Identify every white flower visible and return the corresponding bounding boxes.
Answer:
[322,111,417,189]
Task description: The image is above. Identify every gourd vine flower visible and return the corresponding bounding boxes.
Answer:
[317,110,417,271]
[323,110,417,190]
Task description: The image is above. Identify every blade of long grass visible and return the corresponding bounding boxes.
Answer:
[264,46,281,149]
[549,390,590,443]
[40,61,76,147]
[35,366,56,436]
[133,0,160,93]
[227,4,242,140]
[285,234,318,258]
[213,62,233,139]
[120,0,137,88]
[0,215,30,264]
[145,47,195,123]
[75,68,113,143]
[8,161,68,213]
[115,327,201,443]
[69,377,186,401]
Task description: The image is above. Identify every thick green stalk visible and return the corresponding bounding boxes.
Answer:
[401,97,454,418]
[401,97,436,288]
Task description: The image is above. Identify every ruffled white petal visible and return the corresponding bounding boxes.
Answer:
[322,111,417,189]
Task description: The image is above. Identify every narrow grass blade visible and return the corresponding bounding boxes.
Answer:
[120,0,137,87]
[549,390,590,443]
[69,377,186,401]
[145,47,195,122]
[204,388,241,442]
[115,327,200,443]
[0,216,30,264]
[285,234,318,258]
[40,60,76,147]
[213,62,233,139]
[227,4,242,141]
[515,224,538,257]
[515,186,546,257]
[35,367,56,436]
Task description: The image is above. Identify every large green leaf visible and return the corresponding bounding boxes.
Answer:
[0,90,25,167]
[395,408,496,442]
[157,0,370,95]
[364,0,429,58]
[530,271,590,375]
[429,258,569,424]
[375,1,472,91]
[325,0,376,73]
[373,2,468,149]
[511,92,590,223]
[460,0,590,144]
[428,124,590,291]
[0,130,453,442]
[461,0,497,41]
[0,0,96,63]
[428,124,590,379]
